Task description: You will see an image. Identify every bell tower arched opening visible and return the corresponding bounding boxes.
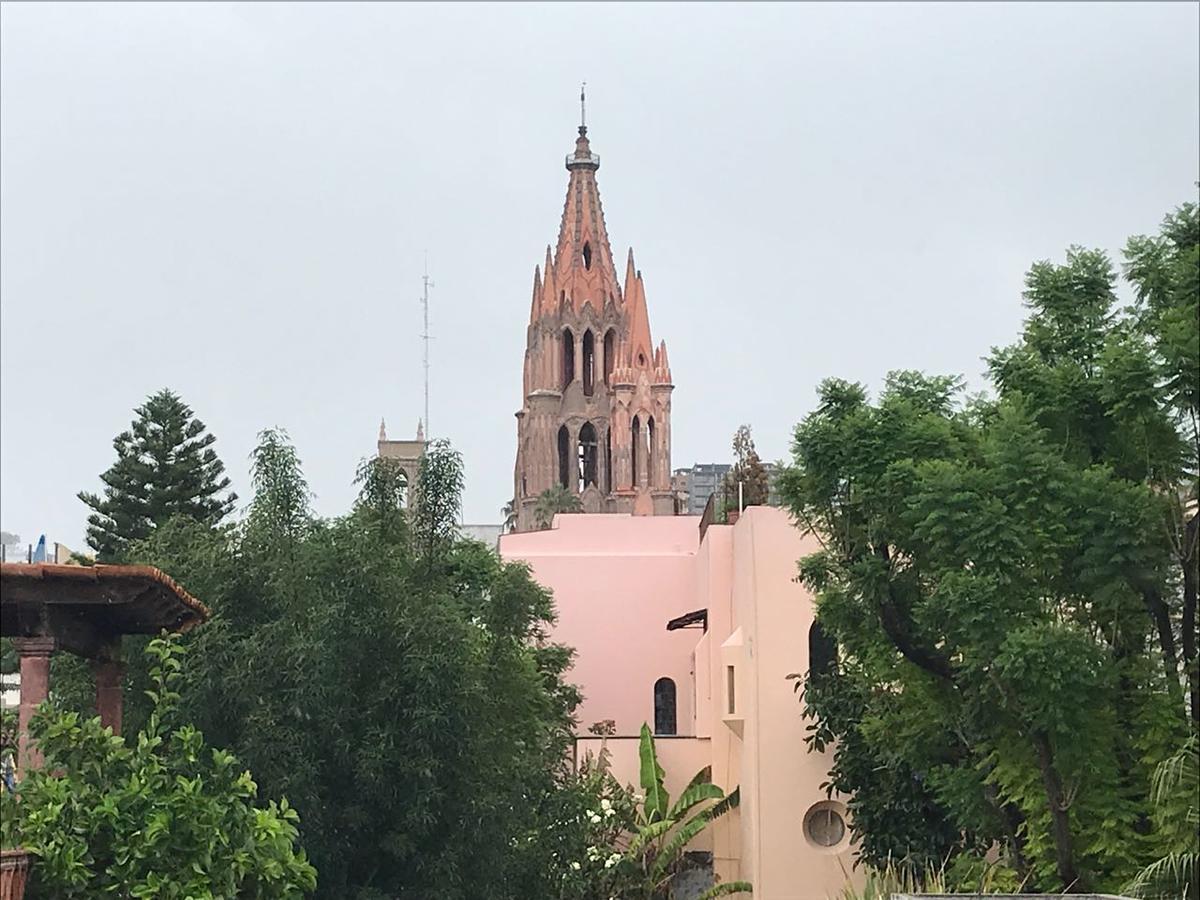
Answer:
[578,422,598,490]
[603,329,616,385]
[561,330,575,390]
[582,330,595,397]
[558,425,572,489]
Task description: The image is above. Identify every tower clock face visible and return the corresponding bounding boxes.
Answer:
[803,805,846,848]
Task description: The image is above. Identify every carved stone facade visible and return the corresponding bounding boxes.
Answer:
[512,122,674,532]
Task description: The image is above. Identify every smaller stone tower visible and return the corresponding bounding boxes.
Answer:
[378,418,426,506]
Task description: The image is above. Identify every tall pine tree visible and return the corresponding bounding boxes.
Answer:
[79,389,236,561]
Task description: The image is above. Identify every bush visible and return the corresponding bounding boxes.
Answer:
[3,635,316,898]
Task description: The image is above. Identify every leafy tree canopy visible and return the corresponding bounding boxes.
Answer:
[2,635,316,898]
[781,198,1199,892]
[534,484,583,529]
[721,425,770,509]
[78,430,584,899]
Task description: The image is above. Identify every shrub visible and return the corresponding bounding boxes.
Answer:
[5,635,316,898]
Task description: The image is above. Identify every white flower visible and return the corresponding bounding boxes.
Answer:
[604,807,615,817]
[600,798,612,811]
[571,861,581,871]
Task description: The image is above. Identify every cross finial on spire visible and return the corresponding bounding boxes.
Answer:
[579,81,587,136]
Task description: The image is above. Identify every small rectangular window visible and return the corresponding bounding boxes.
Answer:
[726,665,736,715]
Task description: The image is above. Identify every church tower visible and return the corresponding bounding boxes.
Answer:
[512,104,675,532]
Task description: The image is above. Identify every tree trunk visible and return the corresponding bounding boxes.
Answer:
[1142,587,1180,684]
[1031,730,1082,891]
[873,545,956,682]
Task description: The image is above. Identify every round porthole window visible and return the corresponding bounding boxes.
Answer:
[803,802,847,848]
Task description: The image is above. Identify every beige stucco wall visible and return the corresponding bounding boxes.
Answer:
[723,507,857,899]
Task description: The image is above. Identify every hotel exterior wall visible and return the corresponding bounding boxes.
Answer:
[501,507,860,899]
[500,514,701,736]
[728,507,856,899]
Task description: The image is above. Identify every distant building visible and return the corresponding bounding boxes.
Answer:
[673,464,732,516]
[376,419,427,508]
[459,524,502,551]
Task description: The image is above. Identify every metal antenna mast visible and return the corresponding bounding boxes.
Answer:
[421,255,433,440]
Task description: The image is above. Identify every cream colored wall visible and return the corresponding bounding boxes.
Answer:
[694,524,745,886]
[726,507,857,900]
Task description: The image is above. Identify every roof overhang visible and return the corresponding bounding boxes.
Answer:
[1,563,210,659]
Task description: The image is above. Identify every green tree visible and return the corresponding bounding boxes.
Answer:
[1122,202,1199,728]
[783,373,1178,890]
[558,726,750,900]
[1,635,316,898]
[782,199,1199,891]
[534,484,583,529]
[1126,735,1199,900]
[721,425,770,511]
[119,433,582,899]
[78,389,236,561]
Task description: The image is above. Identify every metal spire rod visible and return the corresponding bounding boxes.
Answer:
[421,254,433,441]
[580,81,586,132]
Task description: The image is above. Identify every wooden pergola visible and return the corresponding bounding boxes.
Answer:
[0,563,209,772]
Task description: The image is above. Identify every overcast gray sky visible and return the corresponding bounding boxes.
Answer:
[2,2,1198,553]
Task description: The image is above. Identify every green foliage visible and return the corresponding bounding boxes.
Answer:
[559,727,749,900]
[1126,735,1199,899]
[409,438,465,560]
[721,424,770,510]
[534,484,583,529]
[109,431,581,900]
[836,857,1024,900]
[781,197,1199,893]
[78,389,236,562]
[5,636,315,898]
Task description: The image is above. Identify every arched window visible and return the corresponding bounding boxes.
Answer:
[558,425,572,489]
[561,330,575,390]
[578,423,598,490]
[647,417,656,489]
[582,331,595,397]
[605,429,613,493]
[603,329,616,385]
[582,241,592,270]
[654,677,677,735]
[809,621,838,681]
[631,416,641,487]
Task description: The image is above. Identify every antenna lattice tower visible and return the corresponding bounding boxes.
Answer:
[421,260,433,441]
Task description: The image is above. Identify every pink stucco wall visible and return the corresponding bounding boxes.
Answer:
[500,509,860,899]
[501,514,702,737]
